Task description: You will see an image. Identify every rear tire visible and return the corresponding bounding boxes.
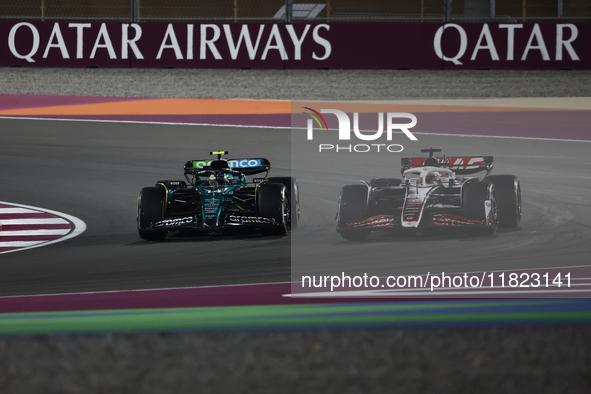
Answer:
[257,183,288,236]
[137,187,168,241]
[266,177,300,229]
[485,175,521,228]
[337,184,370,241]
[463,181,498,236]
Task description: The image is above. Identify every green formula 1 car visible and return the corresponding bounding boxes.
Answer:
[137,151,299,240]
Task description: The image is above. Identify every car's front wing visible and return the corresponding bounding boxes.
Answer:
[145,213,282,232]
[339,212,483,232]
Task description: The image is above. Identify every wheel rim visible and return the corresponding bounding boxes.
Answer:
[282,190,290,230]
[488,185,499,230]
[516,180,522,218]
[490,194,499,229]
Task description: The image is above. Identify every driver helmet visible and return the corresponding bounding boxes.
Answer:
[224,173,235,184]
[208,174,217,186]
[425,171,440,185]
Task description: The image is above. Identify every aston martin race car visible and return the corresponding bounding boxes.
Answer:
[336,148,521,240]
[137,151,299,240]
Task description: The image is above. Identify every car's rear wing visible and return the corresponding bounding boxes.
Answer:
[401,156,493,175]
[184,158,271,176]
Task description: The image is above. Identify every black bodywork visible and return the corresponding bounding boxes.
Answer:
[137,152,298,240]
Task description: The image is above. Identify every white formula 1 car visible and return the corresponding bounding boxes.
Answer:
[336,148,521,240]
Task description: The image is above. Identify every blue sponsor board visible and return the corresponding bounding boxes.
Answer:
[192,159,263,169]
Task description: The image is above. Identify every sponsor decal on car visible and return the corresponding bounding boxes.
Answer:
[402,196,425,225]
[203,195,222,219]
[204,199,220,208]
[429,214,481,226]
[154,216,195,228]
[407,157,488,170]
[227,214,275,225]
[348,215,396,228]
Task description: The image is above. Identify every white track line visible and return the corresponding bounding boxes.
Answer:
[289,289,591,297]
[0,116,287,129]
[0,201,86,255]
[0,229,71,236]
[0,241,45,247]
[1,115,590,143]
[0,218,69,225]
[0,280,291,299]
[0,208,37,214]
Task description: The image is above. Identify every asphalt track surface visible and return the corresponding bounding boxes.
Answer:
[1,113,590,297]
[0,118,293,296]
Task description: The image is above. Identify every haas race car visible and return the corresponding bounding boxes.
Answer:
[336,148,521,241]
[137,151,299,240]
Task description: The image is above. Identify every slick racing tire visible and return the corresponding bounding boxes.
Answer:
[266,177,300,229]
[257,182,289,236]
[485,175,521,228]
[463,181,498,236]
[137,187,168,241]
[337,184,370,241]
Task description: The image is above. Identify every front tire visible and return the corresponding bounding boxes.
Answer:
[266,177,300,229]
[485,175,521,228]
[137,187,168,241]
[337,184,370,241]
[463,181,498,236]
[257,183,288,236]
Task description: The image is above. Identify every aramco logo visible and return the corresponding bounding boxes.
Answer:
[303,108,418,153]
